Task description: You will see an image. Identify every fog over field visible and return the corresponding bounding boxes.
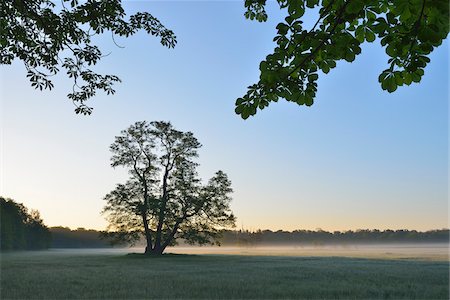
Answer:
[45,243,449,261]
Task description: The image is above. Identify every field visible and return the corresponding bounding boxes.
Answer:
[1,246,449,299]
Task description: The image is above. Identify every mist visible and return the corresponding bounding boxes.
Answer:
[43,243,448,262]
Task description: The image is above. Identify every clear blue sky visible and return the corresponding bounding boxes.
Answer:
[1,1,448,231]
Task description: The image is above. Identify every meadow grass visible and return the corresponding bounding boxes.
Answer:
[1,250,448,299]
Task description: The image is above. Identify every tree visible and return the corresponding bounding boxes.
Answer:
[25,209,52,249]
[235,0,449,119]
[102,121,235,255]
[1,0,176,115]
[0,197,51,250]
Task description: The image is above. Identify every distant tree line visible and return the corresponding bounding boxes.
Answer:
[221,229,450,246]
[0,197,51,250]
[47,227,449,248]
[50,227,112,248]
[2,196,448,249]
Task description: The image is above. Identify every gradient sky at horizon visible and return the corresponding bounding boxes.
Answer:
[1,1,448,231]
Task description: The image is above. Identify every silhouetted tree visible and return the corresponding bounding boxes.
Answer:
[1,0,176,114]
[235,0,449,118]
[0,197,27,250]
[0,197,51,250]
[103,121,235,255]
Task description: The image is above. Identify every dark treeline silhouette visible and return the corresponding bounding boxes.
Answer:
[221,229,449,246]
[50,227,113,248]
[0,197,51,250]
[48,227,449,248]
[2,195,448,249]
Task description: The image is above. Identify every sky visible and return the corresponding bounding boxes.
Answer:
[1,1,448,232]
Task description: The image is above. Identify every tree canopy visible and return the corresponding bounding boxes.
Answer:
[103,121,235,255]
[2,1,448,117]
[1,0,176,114]
[0,197,51,250]
[235,0,449,119]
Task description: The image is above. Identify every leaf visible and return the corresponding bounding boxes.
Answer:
[276,23,289,35]
[306,0,319,9]
[355,26,365,43]
[321,63,330,74]
[403,72,412,85]
[346,0,365,14]
[382,76,397,92]
[344,52,355,62]
[385,45,396,57]
[365,29,376,42]
[394,72,403,86]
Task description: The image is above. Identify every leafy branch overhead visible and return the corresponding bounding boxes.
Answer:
[236,0,449,119]
[1,0,176,115]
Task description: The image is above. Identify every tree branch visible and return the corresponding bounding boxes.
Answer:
[287,0,351,77]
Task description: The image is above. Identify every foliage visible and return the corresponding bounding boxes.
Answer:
[0,197,51,250]
[235,0,449,119]
[102,121,235,254]
[1,0,176,115]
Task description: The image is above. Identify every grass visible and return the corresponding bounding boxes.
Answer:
[1,250,448,299]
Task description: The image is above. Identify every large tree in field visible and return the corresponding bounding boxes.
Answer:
[103,121,235,255]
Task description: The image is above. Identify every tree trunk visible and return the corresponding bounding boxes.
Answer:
[150,245,163,255]
[154,164,170,252]
[160,218,182,252]
[144,239,153,254]
[141,212,153,254]
[144,246,163,255]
